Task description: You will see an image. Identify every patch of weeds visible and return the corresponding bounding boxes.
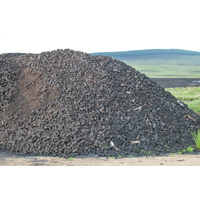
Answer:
[186,146,194,153]
[132,146,140,153]
[68,157,74,161]
[177,146,195,155]
[191,130,200,149]
[109,155,123,159]
[182,146,195,153]
[140,150,151,155]
[177,150,182,155]
[129,155,134,158]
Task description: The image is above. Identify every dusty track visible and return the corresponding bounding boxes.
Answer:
[0,152,200,166]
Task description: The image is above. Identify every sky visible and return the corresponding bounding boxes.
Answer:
[1,0,200,54]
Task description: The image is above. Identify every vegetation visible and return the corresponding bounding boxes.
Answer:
[177,146,195,155]
[182,146,195,153]
[166,87,200,113]
[91,49,200,78]
[91,49,200,58]
[185,146,195,153]
[191,130,200,149]
[140,149,151,155]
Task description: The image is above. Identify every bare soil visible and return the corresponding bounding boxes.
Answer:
[1,152,200,166]
[151,78,200,88]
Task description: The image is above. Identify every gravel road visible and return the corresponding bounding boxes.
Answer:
[1,152,200,166]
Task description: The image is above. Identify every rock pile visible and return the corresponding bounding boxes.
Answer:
[0,49,200,157]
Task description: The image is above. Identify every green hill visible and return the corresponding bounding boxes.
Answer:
[90,49,200,78]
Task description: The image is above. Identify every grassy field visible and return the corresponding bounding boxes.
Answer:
[166,87,200,113]
[91,49,200,78]
[125,55,200,78]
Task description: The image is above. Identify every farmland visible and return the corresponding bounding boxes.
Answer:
[91,49,200,78]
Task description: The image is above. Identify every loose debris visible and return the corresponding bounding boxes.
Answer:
[0,49,200,157]
[130,141,141,144]
[186,115,196,121]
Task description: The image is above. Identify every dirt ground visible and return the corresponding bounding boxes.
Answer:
[151,78,200,88]
[0,151,200,166]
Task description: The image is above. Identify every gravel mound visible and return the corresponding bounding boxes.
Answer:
[0,49,200,157]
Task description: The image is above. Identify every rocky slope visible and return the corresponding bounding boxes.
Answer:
[0,49,200,157]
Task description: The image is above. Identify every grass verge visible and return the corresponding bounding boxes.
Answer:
[166,87,200,113]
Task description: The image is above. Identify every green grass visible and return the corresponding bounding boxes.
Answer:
[185,146,195,153]
[191,130,200,149]
[90,49,200,78]
[166,87,200,113]
[140,149,151,155]
[125,55,200,78]
[177,146,195,155]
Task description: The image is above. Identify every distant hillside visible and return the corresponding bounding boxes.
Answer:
[90,49,200,78]
[90,49,200,59]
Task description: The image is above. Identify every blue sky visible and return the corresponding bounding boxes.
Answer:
[1,0,200,53]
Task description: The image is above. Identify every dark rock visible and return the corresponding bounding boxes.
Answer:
[0,49,200,157]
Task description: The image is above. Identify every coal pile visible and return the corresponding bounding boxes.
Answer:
[0,49,200,157]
